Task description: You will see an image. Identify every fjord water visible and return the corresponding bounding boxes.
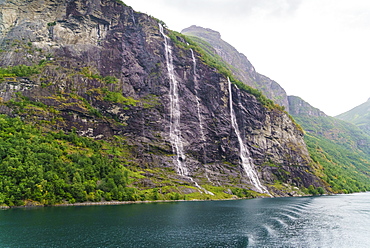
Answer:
[1,193,369,247]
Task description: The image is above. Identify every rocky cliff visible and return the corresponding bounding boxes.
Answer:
[0,0,325,200]
[288,96,327,117]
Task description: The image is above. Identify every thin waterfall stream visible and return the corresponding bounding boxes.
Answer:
[190,48,207,164]
[190,48,213,194]
[228,78,270,195]
[158,23,187,176]
[131,10,136,25]
[159,24,213,195]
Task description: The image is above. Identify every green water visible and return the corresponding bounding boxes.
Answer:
[1,193,369,247]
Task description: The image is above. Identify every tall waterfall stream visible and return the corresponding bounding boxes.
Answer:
[228,78,270,195]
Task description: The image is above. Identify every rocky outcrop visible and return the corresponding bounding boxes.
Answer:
[0,0,325,196]
[288,95,326,117]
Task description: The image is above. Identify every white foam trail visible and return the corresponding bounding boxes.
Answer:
[228,77,270,195]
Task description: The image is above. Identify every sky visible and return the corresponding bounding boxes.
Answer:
[122,0,370,116]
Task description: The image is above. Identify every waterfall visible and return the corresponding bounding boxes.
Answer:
[159,24,214,196]
[228,78,270,195]
[190,48,207,164]
[131,10,136,25]
[190,49,214,191]
[158,23,187,176]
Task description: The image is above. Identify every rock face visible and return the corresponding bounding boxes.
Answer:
[0,0,324,195]
[182,25,290,111]
[288,96,327,117]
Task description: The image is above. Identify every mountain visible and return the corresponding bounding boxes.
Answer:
[181,25,290,111]
[336,98,370,135]
[289,96,370,193]
[288,95,326,117]
[0,0,326,206]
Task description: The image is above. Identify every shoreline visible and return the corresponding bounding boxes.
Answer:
[55,199,191,207]
[2,192,345,210]
[0,197,244,209]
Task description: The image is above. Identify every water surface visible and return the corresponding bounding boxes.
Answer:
[1,193,369,247]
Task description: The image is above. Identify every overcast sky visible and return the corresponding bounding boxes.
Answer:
[122,0,370,116]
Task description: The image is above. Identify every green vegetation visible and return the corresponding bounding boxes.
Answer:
[0,64,41,81]
[80,67,119,84]
[305,134,369,193]
[293,114,370,193]
[0,115,142,206]
[303,185,325,196]
[47,21,56,27]
[6,94,48,113]
[0,115,260,207]
[103,89,138,106]
[336,98,370,136]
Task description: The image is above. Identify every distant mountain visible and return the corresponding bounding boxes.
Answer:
[336,98,370,135]
[181,25,290,111]
[289,96,370,193]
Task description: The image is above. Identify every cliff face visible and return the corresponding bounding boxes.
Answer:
[181,25,290,111]
[0,0,324,196]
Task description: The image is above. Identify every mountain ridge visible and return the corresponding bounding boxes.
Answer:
[336,98,370,135]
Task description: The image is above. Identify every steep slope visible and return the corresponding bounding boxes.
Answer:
[336,98,370,135]
[0,0,326,206]
[289,96,370,193]
[288,95,326,117]
[181,25,289,111]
